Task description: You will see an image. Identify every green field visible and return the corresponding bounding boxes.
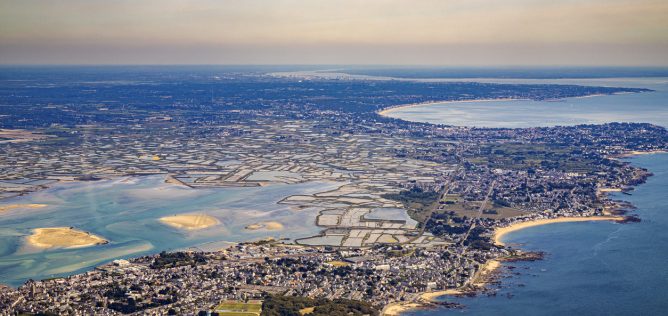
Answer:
[214,300,262,316]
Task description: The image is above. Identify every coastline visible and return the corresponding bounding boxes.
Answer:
[382,215,624,315]
[615,150,667,158]
[494,216,624,247]
[1,148,661,311]
[376,91,630,118]
[377,98,525,117]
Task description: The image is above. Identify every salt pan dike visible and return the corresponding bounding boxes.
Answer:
[379,77,668,128]
[0,175,341,286]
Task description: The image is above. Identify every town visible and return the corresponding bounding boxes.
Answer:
[1,69,666,315]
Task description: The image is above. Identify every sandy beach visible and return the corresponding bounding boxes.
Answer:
[617,150,668,158]
[27,227,108,249]
[494,216,624,246]
[382,216,624,315]
[383,302,423,316]
[159,214,220,230]
[377,98,527,116]
[420,288,464,301]
[0,203,47,214]
[244,221,284,231]
[598,188,622,193]
[472,259,501,286]
[382,260,501,315]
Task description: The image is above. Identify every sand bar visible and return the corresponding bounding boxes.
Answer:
[494,216,624,246]
[160,214,219,230]
[0,203,47,214]
[245,221,284,231]
[27,227,107,249]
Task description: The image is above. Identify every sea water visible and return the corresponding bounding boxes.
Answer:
[399,77,668,315]
[0,176,340,286]
[383,78,668,128]
[406,154,668,315]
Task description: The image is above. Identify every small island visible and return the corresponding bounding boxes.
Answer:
[0,204,47,214]
[27,227,107,249]
[159,214,219,230]
[245,221,284,231]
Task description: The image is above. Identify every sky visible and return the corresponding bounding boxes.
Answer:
[0,0,667,65]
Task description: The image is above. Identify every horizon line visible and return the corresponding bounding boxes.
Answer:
[2,64,668,68]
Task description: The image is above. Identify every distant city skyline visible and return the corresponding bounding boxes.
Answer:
[1,0,667,65]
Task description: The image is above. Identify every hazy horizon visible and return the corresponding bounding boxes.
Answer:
[1,0,667,66]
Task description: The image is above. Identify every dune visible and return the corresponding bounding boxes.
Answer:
[160,214,219,230]
[27,227,108,249]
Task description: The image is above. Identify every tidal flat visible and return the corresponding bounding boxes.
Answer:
[0,175,341,286]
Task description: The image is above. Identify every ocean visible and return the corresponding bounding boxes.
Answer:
[406,153,668,315]
[382,78,668,128]
[399,77,668,315]
[1,73,666,315]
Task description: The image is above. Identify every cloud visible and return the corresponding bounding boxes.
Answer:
[1,0,666,64]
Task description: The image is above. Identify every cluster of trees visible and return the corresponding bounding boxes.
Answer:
[150,251,207,269]
[261,294,378,316]
[383,186,439,205]
[382,186,440,219]
[103,283,176,313]
[463,226,495,250]
[425,220,468,236]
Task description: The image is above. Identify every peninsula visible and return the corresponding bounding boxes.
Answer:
[0,67,665,316]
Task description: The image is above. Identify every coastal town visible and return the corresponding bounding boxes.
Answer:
[0,69,667,315]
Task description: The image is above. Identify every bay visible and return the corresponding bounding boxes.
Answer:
[406,153,668,315]
[382,78,668,128]
[0,175,340,286]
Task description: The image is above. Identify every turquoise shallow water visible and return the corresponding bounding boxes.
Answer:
[406,153,668,316]
[0,176,340,286]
